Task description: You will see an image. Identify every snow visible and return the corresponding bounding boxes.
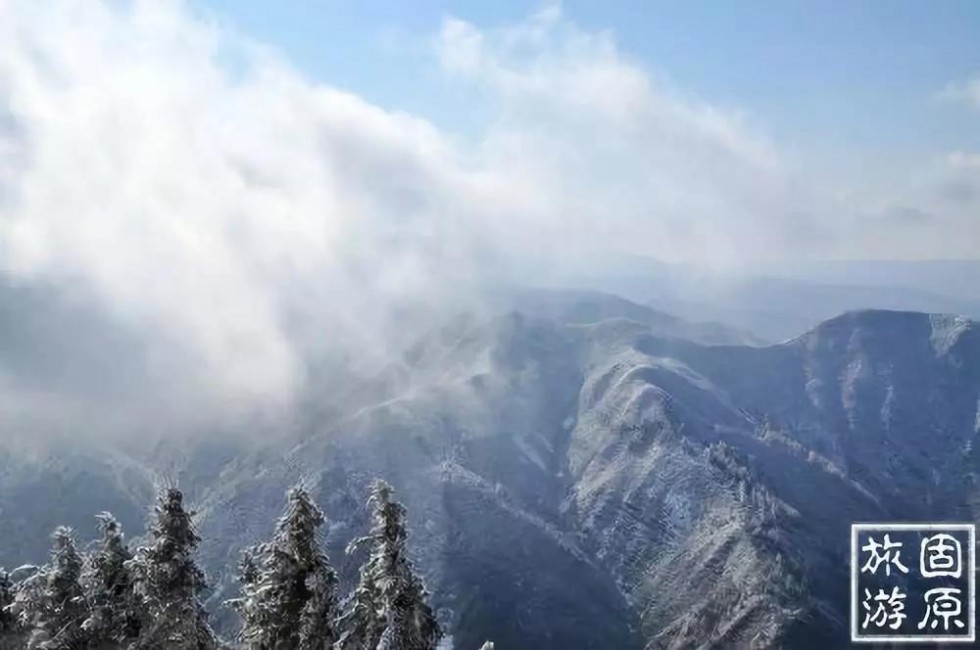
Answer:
[662,490,695,538]
[975,396,980,434]
[929,314,971,355]
[513,435,547,472]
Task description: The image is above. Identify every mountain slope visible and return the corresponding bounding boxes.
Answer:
[190,305,980,648]
[2,294,978,648]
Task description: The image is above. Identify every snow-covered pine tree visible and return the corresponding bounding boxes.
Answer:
[232,486,338,650]
[0,567,22,649]
[297,561,338,650]
[6,566,40,649]
[333,552,382,650]
[236,549,259,593]
[337,480,441,650]
[129,487,218,650]
[82,512,143,648]
[10,527,89,649]
[229,546,262,644]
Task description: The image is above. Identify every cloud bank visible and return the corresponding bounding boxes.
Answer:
[941,76,980,112]
[0,0,976,433]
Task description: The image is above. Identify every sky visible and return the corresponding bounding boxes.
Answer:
[196,0,980,159]
[0,0,978,431]
[184,0,980,262]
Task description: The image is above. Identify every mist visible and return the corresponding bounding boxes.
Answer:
[0,0,977,442]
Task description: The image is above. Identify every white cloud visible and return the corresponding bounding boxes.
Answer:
[947,151,980,169]
[435,8,823,267]
[940,76,980,111]
[843,149,980,260]
[0,0,975,431]
[0,0,497,421]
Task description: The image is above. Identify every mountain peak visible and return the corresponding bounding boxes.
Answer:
[793,309,978,367]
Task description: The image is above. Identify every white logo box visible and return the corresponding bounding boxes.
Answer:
[850,522,976,644]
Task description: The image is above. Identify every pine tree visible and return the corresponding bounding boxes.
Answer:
[6,566,40,649]
[129,487,218,650]
[337,480,441,650]
[237,549,259,593]
[0,567,22,649]
[232,487,338,650]
[10,527,89,649]
[81,512,143,648]
[333,555,382,650]
[297,561,337,650]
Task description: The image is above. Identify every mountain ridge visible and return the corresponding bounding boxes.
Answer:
[1,295,978,648]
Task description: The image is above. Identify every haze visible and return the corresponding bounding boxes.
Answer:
[0,0,978,440]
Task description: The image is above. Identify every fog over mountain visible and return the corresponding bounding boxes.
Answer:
[2,0,978,440]
[1,1,980,648]
[562,259,980,343]
[2,292,979,648]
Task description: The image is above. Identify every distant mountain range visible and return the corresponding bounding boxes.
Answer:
[2,285,979,648]
[553,259,980,343]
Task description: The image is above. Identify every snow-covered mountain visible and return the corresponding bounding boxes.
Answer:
[2,290,979,648]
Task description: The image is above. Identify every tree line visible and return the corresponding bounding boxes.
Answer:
[0,479,493,649]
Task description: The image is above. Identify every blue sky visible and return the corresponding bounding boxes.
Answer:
[195,0,980,158]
